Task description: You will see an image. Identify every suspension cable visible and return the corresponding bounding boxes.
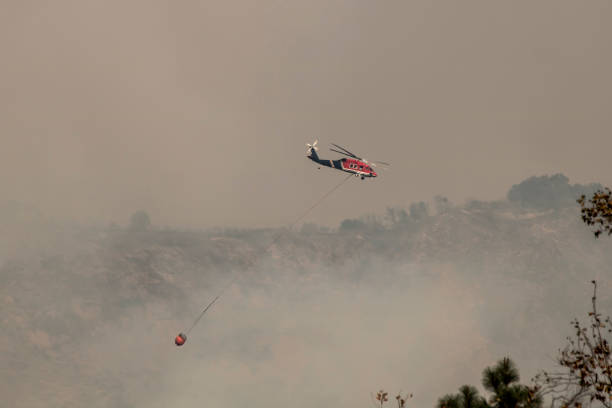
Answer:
[183,174,353,336]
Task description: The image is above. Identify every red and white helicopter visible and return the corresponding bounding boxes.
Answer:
[306,140,390,179]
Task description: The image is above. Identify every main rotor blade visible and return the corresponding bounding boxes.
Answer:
[330,148,357,158]
[330,143,359,158]
[373,161,391,166]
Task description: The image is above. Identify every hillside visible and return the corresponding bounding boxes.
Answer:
[1,175,610,408]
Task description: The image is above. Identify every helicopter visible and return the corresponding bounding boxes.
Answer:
[306,140,390,180]
[173,141,388,348]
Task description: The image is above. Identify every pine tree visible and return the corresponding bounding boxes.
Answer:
[437,358,541,408]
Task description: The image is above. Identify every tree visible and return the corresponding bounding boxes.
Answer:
[437,385,488,408]
[434,195,453,215]
[508,174,601,210]
[482,358,541,408]
[438,393,463,408]
[129,210,151,232]
[436,358,541,408]
[577,188,612,238]
[339,218,367,232]
[533,281,612,408]
[385,207,409,226]
[409,201,428,221]
[530,189,612,406]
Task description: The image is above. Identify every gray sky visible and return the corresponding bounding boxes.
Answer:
[2,0,611,228]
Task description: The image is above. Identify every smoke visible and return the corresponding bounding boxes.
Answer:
[2,179,611,407]
[100,258,494,408]
[3,1,612,228]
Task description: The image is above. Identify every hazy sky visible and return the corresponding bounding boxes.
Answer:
[2,0,611,228]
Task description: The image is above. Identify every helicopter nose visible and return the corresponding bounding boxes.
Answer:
[372,171,377,177]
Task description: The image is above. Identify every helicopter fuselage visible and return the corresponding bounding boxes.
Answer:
[308,155,377,179]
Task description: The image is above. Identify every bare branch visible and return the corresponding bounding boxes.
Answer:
[533,281,612,408]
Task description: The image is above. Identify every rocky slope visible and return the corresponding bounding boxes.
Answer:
[1,176,610,408]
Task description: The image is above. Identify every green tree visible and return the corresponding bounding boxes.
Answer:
[437,393,462,408]
[482,358,541,408]
[437,385,488,408]
[437,358,541,408]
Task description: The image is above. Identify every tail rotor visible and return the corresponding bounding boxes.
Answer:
[306,139,319,156]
